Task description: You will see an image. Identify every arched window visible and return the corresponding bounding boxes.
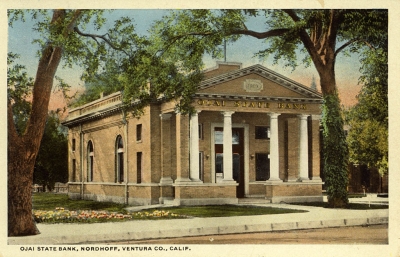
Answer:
[87,141,94,182]
[115,136,124,182]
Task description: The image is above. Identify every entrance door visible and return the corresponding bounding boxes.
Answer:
[215,127,245,198]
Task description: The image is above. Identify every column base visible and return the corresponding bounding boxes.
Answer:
[297,177,310,182]
[311,177,323,182]
[174,178,192,185]
[265,178,283,184]
[174,178,203,185]
[189,178,204,184]
[221,179,238,185]
[159,177,174,185]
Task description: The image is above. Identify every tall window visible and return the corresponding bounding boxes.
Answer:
[87,141,94,182]
[72,138,76,152]
[115,136,124,183]
[199,151,204,181]
[137,152,142,183]
[136,124,142,141]
[72,159,76,182]
[256,153,270,181]
[199,123,204,139]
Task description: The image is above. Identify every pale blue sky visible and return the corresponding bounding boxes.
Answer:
[8,9,363,106]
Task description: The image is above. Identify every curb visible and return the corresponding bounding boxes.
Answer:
[8,216,388,245]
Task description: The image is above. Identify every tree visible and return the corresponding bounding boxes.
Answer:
[151,9,388,207]
[8,54,68,192]
[8,9,205,236]
[345,37,388,176]
[7,10,128,236]
[34,111,69,192]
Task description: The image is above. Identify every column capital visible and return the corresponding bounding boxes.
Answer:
[268,112,281,119]
[160,113,173,120]
[191,110,202,117]
[221,111,235,117]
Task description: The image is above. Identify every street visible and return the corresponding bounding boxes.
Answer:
[109,224,388,245]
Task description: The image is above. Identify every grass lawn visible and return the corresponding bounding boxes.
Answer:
[290,202,388,209]
[143,205,306,218]
[32,193,307,223]
[33,193,128,213]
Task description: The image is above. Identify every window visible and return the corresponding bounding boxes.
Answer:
[198,124,203,139]
[72,139,76,152]
[199,151,204,181]
[136,124,142,141]
[72,159,76,182]
[256,153,270,181]
[215,130,223,144]
[87,141,94,182]
[115,136,124,183]
[233,153,240,181]
[137,152,142,183]
[215,153,223,173]
[255,126,270,139]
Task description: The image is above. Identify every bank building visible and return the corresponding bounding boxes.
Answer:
[62,62,324,206]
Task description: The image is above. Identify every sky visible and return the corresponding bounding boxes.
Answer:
[7,9,364,110]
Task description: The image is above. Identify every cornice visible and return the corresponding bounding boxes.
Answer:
[200,64,323,99]
[194,93,323,104]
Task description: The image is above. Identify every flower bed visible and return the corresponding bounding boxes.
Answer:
[33,207,185,223]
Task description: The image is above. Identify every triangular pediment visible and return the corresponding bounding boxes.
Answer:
[197,64,322,101]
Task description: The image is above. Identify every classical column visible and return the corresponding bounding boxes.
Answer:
[268,113,282,182]
[298,114,310,181]
[310,115,322,181]
[189,111,201,182]
[174,112,191,183]
[222,111,235,181]
[160,113,173,185]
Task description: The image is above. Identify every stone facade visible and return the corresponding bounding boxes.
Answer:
[62,62,324,206]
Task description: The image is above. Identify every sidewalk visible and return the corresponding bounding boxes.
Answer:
[8,196,388,245]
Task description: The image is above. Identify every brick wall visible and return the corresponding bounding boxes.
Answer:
[175,185,236,199]
[266,184,321,198]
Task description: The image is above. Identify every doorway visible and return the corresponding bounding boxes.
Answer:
[214,127,245,198]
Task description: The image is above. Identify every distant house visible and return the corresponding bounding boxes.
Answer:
[62,62,324,206]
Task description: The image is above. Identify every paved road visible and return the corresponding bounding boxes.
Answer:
[109,224,388,245]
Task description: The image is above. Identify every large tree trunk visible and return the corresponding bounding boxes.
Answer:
[8,136,40,236]
[319,69,349,208]
[8,10,65,236]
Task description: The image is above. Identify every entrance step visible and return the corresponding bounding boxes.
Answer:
[163,199,178,206]
[238,198,272,204]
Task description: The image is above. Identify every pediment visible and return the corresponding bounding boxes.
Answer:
[197,64,322,100]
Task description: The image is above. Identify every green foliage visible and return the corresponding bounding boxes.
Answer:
[146,205,306,217]
[34,111,68,191]
[290,202,387,210]
[7,53,34,135]
[322,93,349,208]
[8,52,68,189]
[33,193,128,212]
[345,36,388,175]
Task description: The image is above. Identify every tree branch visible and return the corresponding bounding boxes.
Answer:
[335,38,375,57]
[283,9,326,70]
[64,10,82,36]
[229,28,290,39]
[334,38,358,57]
[73,26,129,56]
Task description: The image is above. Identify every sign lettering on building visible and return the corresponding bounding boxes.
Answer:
[197,99,307,110]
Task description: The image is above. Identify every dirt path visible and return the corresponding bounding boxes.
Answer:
[110,224,388,245]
